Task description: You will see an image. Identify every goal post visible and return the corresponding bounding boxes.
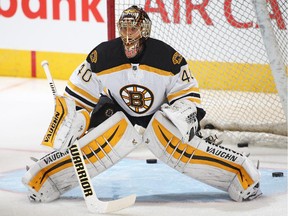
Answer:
[252,0,287,119]
[107,0,287,146]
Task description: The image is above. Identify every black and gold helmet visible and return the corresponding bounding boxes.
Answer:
[117,5,152,46]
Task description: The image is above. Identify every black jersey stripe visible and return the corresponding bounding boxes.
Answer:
[65,86,97,108]
[170,93,201,104]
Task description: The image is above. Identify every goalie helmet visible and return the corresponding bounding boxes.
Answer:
[117,5,152,58]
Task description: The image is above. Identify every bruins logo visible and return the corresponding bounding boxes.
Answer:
[90,50,97,63]
[172,52,183,65]
[120,84,154,114]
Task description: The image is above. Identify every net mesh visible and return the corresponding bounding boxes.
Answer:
[114,0,287,144]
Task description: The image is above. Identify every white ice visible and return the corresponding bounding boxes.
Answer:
[0,77,287,216]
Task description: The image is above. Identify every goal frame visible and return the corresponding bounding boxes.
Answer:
[106,0,287,146]
[252,0,287,119]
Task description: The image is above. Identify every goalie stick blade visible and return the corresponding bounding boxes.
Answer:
[105,194,136,213]
[87,194,136,213]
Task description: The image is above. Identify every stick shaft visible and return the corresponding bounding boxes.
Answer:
[41,60,57,97]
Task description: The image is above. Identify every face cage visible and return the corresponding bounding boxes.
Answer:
[118,20,151,46]
[118,21,141,45]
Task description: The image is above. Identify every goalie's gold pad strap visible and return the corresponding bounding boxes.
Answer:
[144,111,255,191]
[27,112,141,193]
[42,96,68,148]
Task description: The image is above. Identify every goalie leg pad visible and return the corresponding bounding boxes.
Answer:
[144,111,261,202]
[22,111,142,202]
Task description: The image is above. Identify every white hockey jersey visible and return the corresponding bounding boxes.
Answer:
[64,37,204,122]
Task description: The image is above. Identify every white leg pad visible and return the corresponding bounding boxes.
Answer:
[144,111,261,201]
[22,112,142,202]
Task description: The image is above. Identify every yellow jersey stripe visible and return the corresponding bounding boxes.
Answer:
[67,80,99,104]
[96,64,174,76]
[97,64,131,76]
[139,65,174,76]
[167,87,200,102]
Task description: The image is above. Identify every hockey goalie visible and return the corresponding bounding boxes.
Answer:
[22,5,262,203]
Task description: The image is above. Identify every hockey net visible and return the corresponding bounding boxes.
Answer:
[110,0,287,147]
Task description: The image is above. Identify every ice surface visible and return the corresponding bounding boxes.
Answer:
[0,77,287,216]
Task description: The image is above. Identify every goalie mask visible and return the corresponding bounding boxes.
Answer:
[117,5,152,58]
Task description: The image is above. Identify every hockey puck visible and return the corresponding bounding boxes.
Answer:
[237,142,249,148]
[146,159,157,164]
[272,172,284,177]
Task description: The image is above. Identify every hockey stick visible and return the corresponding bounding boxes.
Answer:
[41,60,136,213]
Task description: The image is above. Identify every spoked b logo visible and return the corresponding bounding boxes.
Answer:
[120,84,154,114]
